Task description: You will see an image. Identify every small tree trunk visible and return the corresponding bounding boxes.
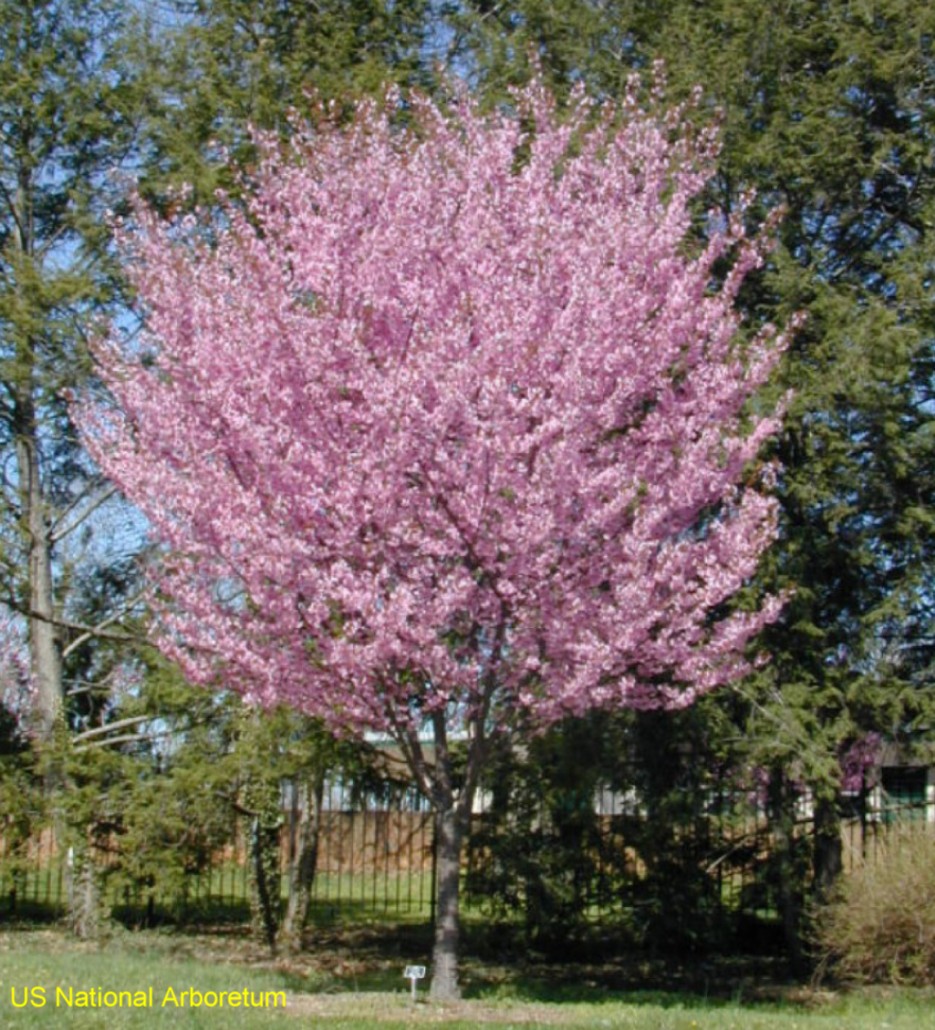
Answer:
[813,794,842,902]
[429,801,466,1001]
[768,770,805,970]
[250,814,281,956]
[66,844,102,940]
[280,775,324,956]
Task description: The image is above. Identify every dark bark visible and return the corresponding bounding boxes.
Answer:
[16,423,63,740]
[250,815,281,955]
[398,660,498,1000]
[812,794,843,901]
[429,800,467,1001]
[768,770,806,970]
[11,167,63,742]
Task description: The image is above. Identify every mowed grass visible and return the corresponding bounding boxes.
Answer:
[0,928,934,1029]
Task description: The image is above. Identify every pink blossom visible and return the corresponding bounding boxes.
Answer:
[77,77,790,744]
[841,732,883,792]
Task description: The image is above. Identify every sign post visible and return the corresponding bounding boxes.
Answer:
[403,965,426,1002]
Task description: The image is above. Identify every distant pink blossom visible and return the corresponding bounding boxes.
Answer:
[0,610,35,732]
[841,732,883,792]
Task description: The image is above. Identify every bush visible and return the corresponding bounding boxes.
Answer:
[815,822,935,985]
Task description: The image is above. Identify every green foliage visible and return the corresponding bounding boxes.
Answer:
[467,705,759,956]
[44,651,383,940]
[0,706,44,908]
[617,708,742,955]
[449,0,934,943]
[0,0,157,743]
[816,824,935,986]
[140,0,434,205]
[95,666,245,919]
[0,0,146,465]
[467,716,613,953]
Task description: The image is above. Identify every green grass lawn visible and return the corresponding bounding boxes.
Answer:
[0,928,933,1029]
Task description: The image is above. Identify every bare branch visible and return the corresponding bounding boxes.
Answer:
[72,714,153,743]
[72,729,169,753]
[50,483,118,544]
[62,587,150,658]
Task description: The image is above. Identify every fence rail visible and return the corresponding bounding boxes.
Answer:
[2,786,932,932]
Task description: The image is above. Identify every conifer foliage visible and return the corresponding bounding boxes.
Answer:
[78,79,790,996]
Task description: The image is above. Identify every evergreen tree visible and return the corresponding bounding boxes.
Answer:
[142,0,433,204]
[449,0,935,940]
[0,0,439,941]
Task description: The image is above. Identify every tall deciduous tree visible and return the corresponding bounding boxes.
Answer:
[0,0,152,742]
[79,79,790,997]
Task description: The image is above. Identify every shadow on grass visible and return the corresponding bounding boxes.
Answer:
[291,918,802,1009]
[0,900,806,1013]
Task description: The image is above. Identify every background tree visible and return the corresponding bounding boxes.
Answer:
[450,0,935,940]
[88,656,370,953]
[79,78,791,996]
[0,0,151,743]
[0,607,44,913]
[468,702,764,959]
[466,715,617,955]
[141,0,434,205]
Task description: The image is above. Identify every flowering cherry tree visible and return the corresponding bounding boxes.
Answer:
[79,78,791,997]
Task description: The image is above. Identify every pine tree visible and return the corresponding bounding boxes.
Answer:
[452,0,935,920]
[140,0,433,205]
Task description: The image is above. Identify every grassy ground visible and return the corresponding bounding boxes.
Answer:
[0,926,933,1029]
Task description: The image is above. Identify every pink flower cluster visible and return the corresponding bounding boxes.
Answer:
[79,78,790,739]
[840,732,884,792]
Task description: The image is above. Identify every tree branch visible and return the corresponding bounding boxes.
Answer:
[50,483,118,543]
[72,728,170,752]
[72,714,153,742]
[62,588,149,658]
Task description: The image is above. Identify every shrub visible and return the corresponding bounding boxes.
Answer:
[815,822,935,985]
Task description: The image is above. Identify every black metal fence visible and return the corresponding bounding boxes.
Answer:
[2,780,932,932]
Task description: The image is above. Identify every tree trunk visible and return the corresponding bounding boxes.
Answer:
[768,770,806,970]
[429,801,466,1001]
[15,399,63,741]
[280,774,324,955]
[812,794,843,901]
[10,164,63,741]
[66,843,102,940]
[394,705,488,1000]
[250,813,281,956]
